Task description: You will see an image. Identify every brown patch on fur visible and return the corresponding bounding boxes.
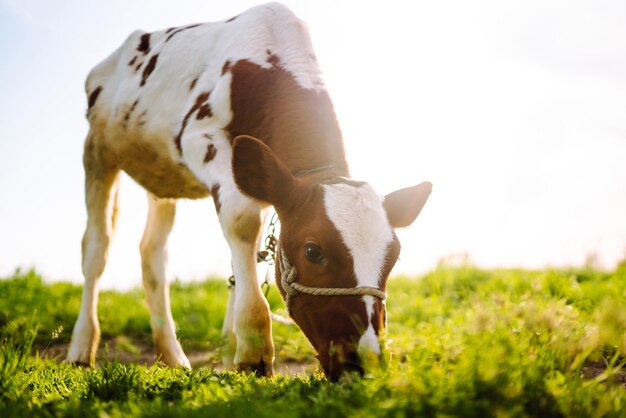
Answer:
[266,50,280,68]
[165,24,201,42]
[128,56,137,66]
[203,144,217,163]
[231,212,261,244]
[140,54,159,87]
[210,184,221,213]
[226,59,349,176]
[370,235,399,335]
[221,60,231,75]
[174,91,212,152]
[189,77,199,91]
[137,33,151,55]
[371,299,386,335]
[196,101,213,120]
[135,63,142,72]
[122,99,140,129]
[138,110,147,126]
[88,86,103,111]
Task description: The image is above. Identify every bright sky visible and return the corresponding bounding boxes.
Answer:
[1,0,625,290]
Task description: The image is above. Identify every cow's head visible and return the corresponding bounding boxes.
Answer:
[232,135,431,381]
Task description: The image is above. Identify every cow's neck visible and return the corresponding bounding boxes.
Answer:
[227,59,350,180]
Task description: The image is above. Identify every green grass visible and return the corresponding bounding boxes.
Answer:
[1,263,625,417]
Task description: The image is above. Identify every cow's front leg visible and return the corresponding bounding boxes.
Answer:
[221,283,237,370]
[216,187,274,377]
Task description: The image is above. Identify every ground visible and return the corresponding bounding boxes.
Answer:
[42,341,318,375]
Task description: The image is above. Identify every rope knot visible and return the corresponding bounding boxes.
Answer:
[280,252,299,300]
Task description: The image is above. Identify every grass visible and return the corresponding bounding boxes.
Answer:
[1,263,625,417]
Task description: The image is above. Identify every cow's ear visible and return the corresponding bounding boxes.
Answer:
[232,135,296,208]
[383,182,432,228]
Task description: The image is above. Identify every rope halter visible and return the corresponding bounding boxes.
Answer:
[278,245,387,309]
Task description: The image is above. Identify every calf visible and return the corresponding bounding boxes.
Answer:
[66,2,431,380]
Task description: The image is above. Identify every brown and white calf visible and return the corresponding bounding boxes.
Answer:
[66,3,431,380]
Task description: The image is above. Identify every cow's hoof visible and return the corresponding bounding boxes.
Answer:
[155,350,192,369]
[236,360,274,377]
[64,359,93,368]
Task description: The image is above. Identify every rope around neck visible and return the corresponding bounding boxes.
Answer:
[279,247,387,309]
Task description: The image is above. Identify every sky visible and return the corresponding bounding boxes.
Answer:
[1,0,625,290]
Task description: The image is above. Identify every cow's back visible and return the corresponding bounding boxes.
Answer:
[85,3,323,199]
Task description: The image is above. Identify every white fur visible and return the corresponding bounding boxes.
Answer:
[66,176,118,365]
[66,279,101,364]
[139,195,190,368]
[322,183,394,352]
[322,183,394,289]
[358,296,381,354]
[359,323,381,355]
[87,3,323,144]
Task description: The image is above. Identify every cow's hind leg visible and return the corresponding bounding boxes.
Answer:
[66,141,119,366]
[216,185,274,377]
[140,194,190,368]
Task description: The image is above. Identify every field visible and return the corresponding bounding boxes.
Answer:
[1,263,625,417]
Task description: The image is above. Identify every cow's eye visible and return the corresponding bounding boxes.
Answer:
[304,242,325,264]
